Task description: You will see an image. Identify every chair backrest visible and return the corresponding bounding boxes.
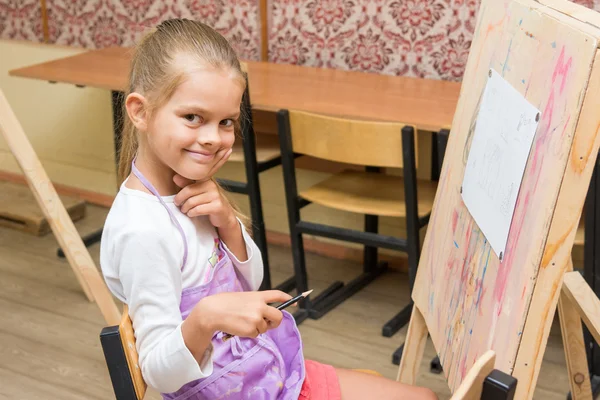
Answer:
[119,306,147,399]
[100,306,147,400]
[284,109,418,169]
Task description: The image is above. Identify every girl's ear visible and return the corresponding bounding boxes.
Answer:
[125,93,149,132]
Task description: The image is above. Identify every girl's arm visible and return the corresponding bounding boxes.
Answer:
[114,229,215,393]
[173,177,264,290]
[218,217,264,290]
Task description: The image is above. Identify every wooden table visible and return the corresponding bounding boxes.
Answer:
[9,46,460,132]
[8,46,461,367]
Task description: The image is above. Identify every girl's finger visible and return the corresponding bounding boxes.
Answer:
[205,148,232,179]
[262,305,284,329]
[174,181,212,206]
[179,192,214,214]
[256,318,269,335]
[187,203,217,218]
[259,290,293,304]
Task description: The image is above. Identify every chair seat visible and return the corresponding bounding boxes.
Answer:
[230,135,281,164]
[299,170,437,218]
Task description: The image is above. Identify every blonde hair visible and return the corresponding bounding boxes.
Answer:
[118,18,250,229]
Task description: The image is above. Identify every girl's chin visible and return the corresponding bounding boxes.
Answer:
[174,166,212,182]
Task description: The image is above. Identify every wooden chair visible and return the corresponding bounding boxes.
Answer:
[100,307,382,400]
[276,109,438,324]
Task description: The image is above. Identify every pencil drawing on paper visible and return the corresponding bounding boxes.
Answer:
[462,69,540,258]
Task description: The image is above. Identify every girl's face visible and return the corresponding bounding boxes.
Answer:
[143,60,244,182]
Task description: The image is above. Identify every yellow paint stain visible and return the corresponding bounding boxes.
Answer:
[473,16,507,72]
[571,121,600,174]
[540,221,574,269]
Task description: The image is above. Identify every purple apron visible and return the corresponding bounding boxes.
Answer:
[131,160,306,399]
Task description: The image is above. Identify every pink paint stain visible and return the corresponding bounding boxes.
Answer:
[452,209,459,233]
[552,47,573,95]
[460,354,468,381]
[493,192,530,317]
[478,287,487,317]
[492,46,572,317]
[560,115,571,138]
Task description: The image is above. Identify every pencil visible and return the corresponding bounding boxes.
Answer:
[222,289,313,341]
[276,289,313,311]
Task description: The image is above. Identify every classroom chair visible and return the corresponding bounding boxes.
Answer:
[99,306,382,400]
[276,109,438,324]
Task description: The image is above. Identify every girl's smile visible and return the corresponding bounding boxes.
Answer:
[184,148,216,163]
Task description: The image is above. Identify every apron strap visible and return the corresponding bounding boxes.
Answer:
[131,158,188,270]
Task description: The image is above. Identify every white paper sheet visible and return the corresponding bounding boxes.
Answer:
[461,69,540,260]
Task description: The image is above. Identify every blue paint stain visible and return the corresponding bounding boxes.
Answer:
[519,18,523,25]
[454,240,459,248]
[470,329,473,335]
[475,247,492,306]
[502,38,513,76]
[522,79,526,84]
[518,331,522,336]
[552,41,557,48]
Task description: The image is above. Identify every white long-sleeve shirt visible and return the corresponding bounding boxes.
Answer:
[100,181,263,393]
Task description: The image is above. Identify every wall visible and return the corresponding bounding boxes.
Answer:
[0,40,116,196]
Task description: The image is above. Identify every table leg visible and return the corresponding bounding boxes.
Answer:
[57,91,124,258]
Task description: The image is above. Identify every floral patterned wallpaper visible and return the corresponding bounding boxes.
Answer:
[1,0,600,80]
[0,0,44,42]
[44,0,262,61]
[268,0,600,81]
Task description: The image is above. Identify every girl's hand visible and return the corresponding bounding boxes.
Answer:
[192,290,294,338]
[173,175,236,229]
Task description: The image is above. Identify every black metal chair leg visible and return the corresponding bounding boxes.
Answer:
[392,343,404,365]
[383,304,413,338]
[240,86,276,292]
[275,276,297,293]
[309,265,387,319]
[57,227,103,257]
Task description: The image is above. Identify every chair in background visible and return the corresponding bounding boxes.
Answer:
[276,109,437,324]
[387,127,449,367]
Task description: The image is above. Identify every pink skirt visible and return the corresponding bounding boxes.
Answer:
[299,360,342,400]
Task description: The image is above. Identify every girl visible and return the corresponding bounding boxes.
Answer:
[100,18,437,400]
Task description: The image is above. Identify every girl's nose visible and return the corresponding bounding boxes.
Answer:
[199,123,222,147]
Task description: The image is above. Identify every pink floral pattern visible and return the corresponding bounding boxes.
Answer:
[269,0,600,81]
[2,0,600,80]
[45,0,261,60]
[0,0,43,41]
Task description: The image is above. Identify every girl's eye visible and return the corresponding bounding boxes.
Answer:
[220,119,234,127]
[184,114,201,124]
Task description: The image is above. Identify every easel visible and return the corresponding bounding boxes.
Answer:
[396,0,600,399]
[0,88,120,325]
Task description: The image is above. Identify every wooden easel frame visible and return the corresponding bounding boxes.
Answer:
[394,0,600,399]
[0,88,120,325]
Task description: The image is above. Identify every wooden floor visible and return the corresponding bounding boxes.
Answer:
[0,204,573,399]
